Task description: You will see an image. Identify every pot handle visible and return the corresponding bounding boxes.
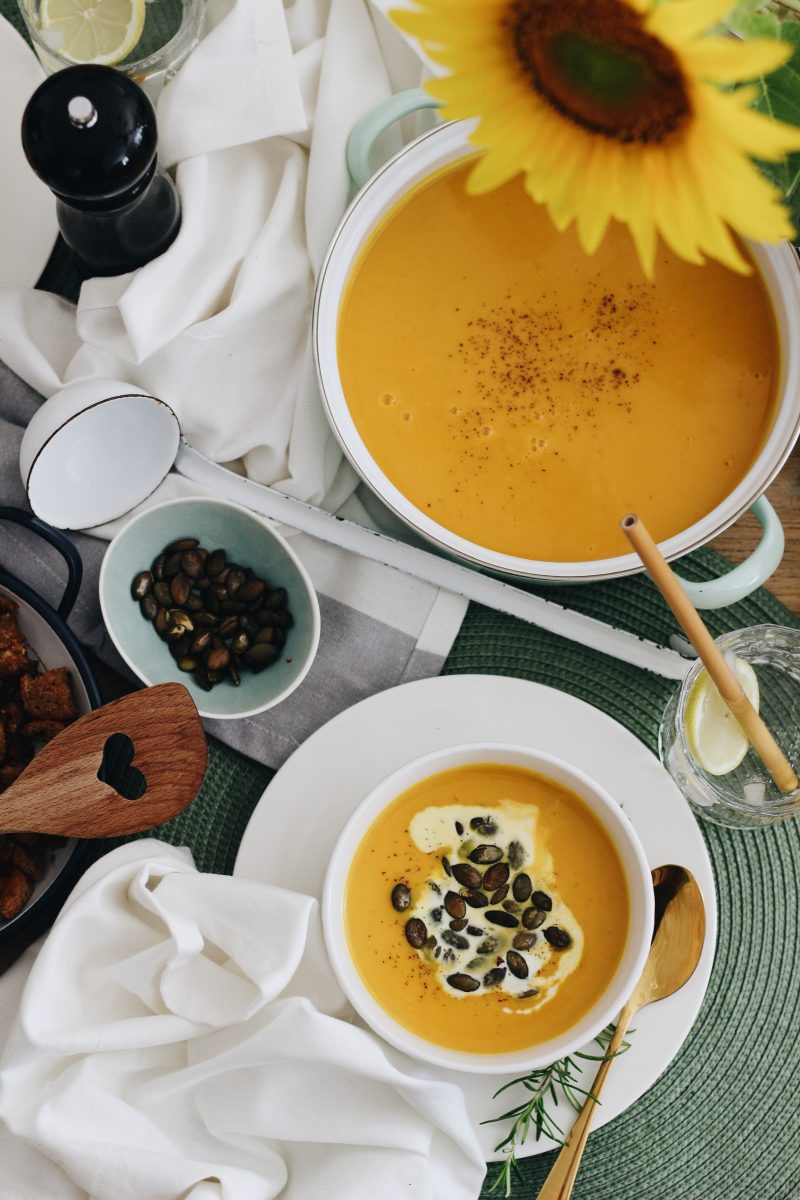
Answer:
[347,88,440,192]
[0,506,83,621]
[674,496,784,609]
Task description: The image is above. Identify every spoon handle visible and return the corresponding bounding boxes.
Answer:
[535,996,639,1200]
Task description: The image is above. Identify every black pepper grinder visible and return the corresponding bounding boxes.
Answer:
[21,64,181,277]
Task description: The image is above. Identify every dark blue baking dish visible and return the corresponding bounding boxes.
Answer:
[0,506,101,970]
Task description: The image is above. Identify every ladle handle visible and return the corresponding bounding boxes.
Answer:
[535,997,639,1200]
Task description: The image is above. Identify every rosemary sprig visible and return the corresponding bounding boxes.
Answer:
[483,1024,633,1198]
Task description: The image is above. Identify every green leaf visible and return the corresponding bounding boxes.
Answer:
[721,12,800,233]
[727,6,783,39]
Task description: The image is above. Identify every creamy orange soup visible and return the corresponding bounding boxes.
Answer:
[337,158,778,562]
[344,764,629,1054]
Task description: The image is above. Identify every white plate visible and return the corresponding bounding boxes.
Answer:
[234,674,717,1160]
[0,16,57,288]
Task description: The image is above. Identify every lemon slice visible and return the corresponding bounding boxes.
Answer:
[40,0,146,66]
[684,655,759,776]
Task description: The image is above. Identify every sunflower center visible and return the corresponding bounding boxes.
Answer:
[508,0,690,144]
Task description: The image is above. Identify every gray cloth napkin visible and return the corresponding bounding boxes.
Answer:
[0,362,466,768]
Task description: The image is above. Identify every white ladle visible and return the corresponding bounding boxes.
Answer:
[19,379,688,679]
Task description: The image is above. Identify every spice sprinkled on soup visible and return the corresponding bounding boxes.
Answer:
[337,158,778,562]
[344,764,629,1054]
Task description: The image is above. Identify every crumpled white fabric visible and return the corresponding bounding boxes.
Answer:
[0,0,425,511]
[0,841,485,1200]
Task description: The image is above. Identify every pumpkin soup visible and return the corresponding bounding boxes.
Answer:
[344,763,629,1054]
[337,157,778,562]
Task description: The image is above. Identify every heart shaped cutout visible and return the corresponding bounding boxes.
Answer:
[97,732,148,800]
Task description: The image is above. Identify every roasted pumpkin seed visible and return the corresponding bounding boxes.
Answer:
[485,910,519,928]
[512,873,532,903]
[140,594,158,621]
[469,815,497,836]
[405,918,426,949]
[506,950,529,979]
[451,863,482,889]
[447,973,480,993]
[508,841,525,870]
[482,862,510,892]
[444,891,467,920]
[131,571,153,600]
[522,907,547,930]
[468,844,503,865]
[181,550,205,579]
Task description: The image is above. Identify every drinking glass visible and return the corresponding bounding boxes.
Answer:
[659,624,800,829]
[17,0,205,99]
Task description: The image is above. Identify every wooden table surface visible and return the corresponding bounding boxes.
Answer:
[710,446,800,616]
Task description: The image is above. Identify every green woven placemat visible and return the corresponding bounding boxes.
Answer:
[134,549,799,1200]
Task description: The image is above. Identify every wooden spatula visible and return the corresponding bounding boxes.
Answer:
[0,683,207,838]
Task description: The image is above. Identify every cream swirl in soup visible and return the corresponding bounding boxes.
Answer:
[406,801,583,1006]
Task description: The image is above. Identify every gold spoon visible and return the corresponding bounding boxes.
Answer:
[536,864,706,1200]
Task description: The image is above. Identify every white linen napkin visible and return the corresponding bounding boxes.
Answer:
[0,841,485,1200]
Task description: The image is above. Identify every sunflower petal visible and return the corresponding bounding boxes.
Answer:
[574,141,615,254]
[681,36,792,83]
[697,85,800,158]
[646,0,737,46]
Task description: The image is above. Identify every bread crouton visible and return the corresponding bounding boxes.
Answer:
[0,614,28,678]
[12,841,47,882]
[0,866,34,920]
[20,668,77,722]
[20,719,65,744]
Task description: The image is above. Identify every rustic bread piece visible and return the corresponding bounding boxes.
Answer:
[12,841,47,882]
[0,697,24,735]
[0,866,34,920]
[20,719,66,744]
[0,614,28,678]
[20,668,78,722]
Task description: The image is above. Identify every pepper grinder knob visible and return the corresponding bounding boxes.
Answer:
[22,64,181,277]
[67,96,97,128]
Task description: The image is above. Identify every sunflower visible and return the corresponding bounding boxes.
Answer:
[391,0,800,275]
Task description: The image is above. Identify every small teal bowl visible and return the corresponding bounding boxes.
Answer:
[99,497,320,719]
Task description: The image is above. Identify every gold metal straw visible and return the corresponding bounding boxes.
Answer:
[621,513,798,794]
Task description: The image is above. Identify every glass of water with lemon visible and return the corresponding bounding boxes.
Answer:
[659,625,800,829]
[18,0,204,97]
